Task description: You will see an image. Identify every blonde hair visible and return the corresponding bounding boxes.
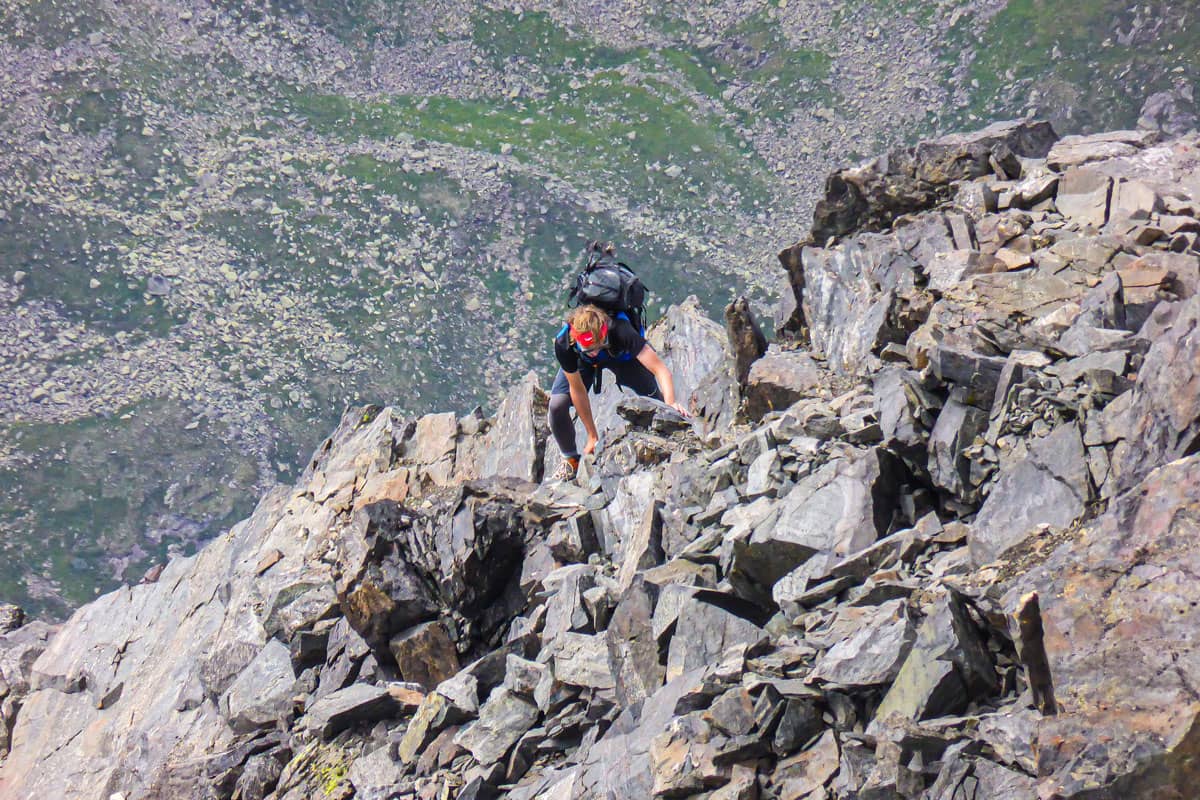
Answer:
[567,304,610,338]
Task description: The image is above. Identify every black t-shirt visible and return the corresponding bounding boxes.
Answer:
[554,316,647,373]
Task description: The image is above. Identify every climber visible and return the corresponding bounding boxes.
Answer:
[548,302,689,481]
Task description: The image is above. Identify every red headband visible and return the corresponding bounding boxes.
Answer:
[570,321,608,350]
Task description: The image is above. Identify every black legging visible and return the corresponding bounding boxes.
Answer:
[548,360,662,458]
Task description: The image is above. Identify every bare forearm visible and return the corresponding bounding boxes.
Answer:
[569,382,598,439]
[654,365,677,406]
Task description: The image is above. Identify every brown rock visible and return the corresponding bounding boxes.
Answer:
[389,621,460,691]
[725,297,768,386]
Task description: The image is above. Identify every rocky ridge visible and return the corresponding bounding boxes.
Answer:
[3,118,1200,799]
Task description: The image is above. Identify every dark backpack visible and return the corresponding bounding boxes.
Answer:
[567,241,648,334]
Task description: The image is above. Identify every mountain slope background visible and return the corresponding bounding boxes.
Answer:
[1,0,1196,616]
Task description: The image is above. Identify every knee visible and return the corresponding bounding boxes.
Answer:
[548,393,572,419]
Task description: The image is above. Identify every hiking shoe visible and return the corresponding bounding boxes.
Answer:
[551,456,580,482]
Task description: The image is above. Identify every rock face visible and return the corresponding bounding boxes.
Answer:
[5,121,1200,800]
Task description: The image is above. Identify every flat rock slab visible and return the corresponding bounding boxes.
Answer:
[551,632,615,690]
[303,683,398,739]
[480,371,549,483]
[453,687,539,766]
[220,639,296,733]
[731,447,903,603]
[969,422,1090,566]
[808,599,915,687]
[665,594,764,682]
[801,234,922,374]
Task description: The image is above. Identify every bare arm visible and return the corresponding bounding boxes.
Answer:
[565,370,600,454]
[635,345,691,416]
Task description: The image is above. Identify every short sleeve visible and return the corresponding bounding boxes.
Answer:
[554,329,580,372]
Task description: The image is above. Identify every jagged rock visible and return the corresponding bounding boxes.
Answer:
[302,684,398,739]
[872,590,996,724]
[969,422,1091,566]
[503,654,547,699]
[543,565,597,641]
[928,344,1008,409]
[550,632,615,690]
[1139,84,1198,136]
[617,499,665,589]
[397,690,469,765]
[800,233,922,375]
[745,447,782,497]
[810,119,1058,243]
[388,620,460,691]
[334,482,532,658]
[347,744,405,800]
[615,396,690,434]
[1046,130,1158,170]
[1056,166,1113,228]
[574,669,705,799]
[925,753,1037,800]
[665,593,765,682]
[646,296,732,412]
[454,687,539,766]
[928,389,990,504]
[768,691,825,755]
[729,447,904,605]
[406,411,458,487]
[1107,292,1200,494]
[233,748,289,800]
[691,360,741,437]
[648,713,724,796]
[316,618,371,701]
[0,619,54,758]
[546,513,600,564]
[809,599,915,687]
[333,500,440,650]
[975,707,1040,774]
[434,670,479,716]
[743,347,825,420]
[606,576,665,707]
[596,469,658,564]
[725,296,768,385]
[480,371,549,483]
[1108,177,1163,233]
[220,639,296,733]
[773,728,840,798]
[874,367,940,459]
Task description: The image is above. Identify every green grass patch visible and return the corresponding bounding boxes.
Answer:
[472,8,629,72]
[947,0,1200,133]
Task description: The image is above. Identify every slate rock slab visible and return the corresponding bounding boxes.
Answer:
[302,683,398,739]
[730,447,904,604]
[453,687,539,766]
[872,589,996,724]
[665,594,764,682]
[808,599,915,687]
[220,639,296,733]
[480,371,549,483]
[968,422,1090,566]
[801,233,922,375]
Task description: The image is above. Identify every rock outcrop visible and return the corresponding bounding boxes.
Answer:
[3,119,1200,800]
